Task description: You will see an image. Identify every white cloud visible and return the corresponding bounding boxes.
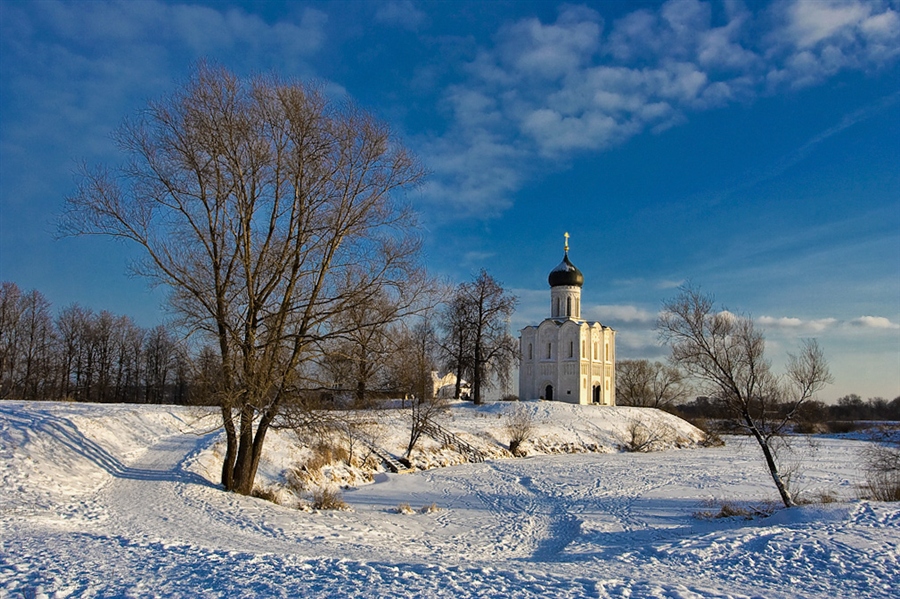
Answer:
[494,6,602,80]
[590,304,657,323]
[656,279,685,290]
[765,0,900,89]
[374,0,428,31]
[782,0,873,49]
[758,315,838,332]
[850,315,900,329]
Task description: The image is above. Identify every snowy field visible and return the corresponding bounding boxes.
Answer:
[1,401,897,599]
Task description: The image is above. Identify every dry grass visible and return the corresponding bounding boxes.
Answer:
[251,486,279,504]
[394,502,441,515]
[306,439,350,472]
[694,499,777,520]
[311,486,348,510]
[395,503,415,514]
[795,489,841,505]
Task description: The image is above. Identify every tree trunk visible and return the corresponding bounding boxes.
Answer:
[232,406,256,495]
[220,405,237,491]
[473,340,482,405]
[745,414,795,508]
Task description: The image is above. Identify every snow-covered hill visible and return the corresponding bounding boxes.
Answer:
[1,400,897,598]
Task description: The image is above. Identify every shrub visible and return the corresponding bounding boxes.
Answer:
[827,421,862,434]
[859,473,900,502]
[312,486,349,510]
[504,403,535,456]
[419,502,441,513]
[794,421,828,435]
[859,432,900,501]
[688,417,725,447]
[285,467,308,494]
[620,419,676,452]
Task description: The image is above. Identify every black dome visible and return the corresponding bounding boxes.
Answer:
[548,252,584,287]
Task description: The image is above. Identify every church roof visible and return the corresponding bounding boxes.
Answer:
[548,252,584,288]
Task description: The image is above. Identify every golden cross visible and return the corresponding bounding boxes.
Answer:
[564,232,569,253]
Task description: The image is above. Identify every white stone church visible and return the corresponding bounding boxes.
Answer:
[518,236,616,405]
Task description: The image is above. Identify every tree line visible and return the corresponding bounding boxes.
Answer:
[1,281,190,404]
[672,393,900,427]
[1,271,518,410]
[616,358,899,424]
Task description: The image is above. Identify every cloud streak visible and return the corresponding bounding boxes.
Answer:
[419,0,900,217]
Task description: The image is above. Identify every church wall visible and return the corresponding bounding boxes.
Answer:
[519,321,616,404]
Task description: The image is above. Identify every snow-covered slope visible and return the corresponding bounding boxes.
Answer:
[1,401,897,599]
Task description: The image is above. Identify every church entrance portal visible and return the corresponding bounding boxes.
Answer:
[592,385,601,404]
[545,385,553,401]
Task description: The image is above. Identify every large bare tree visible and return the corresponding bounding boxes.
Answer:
[658,287,832,507]
[62,64,427,494]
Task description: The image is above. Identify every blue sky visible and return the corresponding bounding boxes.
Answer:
[1,0,898,400]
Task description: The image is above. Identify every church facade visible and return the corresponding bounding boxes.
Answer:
[518,236,616,405]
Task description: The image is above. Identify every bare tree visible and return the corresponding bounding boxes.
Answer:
[62,63,427,495]
[0,282,24,398]
[450,270,518,405]
[0,283,56,401]
[321,291,405,407]
[438,291,475,399]
[658,286,832,507]
[387,317,447,457]
[616,359,689,408]
[56,304,92,402]
[144,325,177,404]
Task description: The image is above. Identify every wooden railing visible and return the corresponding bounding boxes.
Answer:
[421,421,486,463]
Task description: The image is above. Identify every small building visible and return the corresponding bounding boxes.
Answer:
[432,371,469,399]
[518,235,616,405]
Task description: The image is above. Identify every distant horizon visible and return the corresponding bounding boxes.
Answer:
[2,1,898,401]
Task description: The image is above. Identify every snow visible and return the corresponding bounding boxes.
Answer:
[1,400,897,599]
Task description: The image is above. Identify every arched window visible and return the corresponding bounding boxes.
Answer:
[547,343,552,359]
[554,297,559,317]
[566,297,571,316]
[528,343,533,360]
[568,341,573,358]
